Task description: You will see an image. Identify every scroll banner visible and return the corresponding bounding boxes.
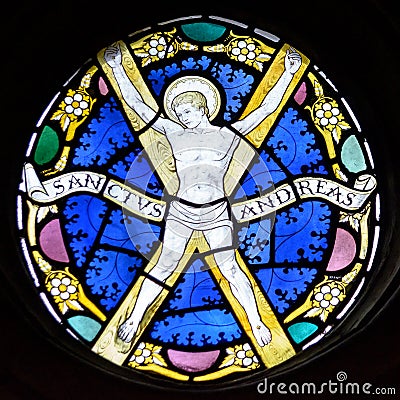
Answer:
[21,163,376,224]
[21,163,165,222]
[232,175,377,223]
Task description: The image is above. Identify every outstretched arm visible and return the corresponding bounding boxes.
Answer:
[232,48,302,135]
[104,44,180,134]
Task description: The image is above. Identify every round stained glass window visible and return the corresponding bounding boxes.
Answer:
[8,12,398,391]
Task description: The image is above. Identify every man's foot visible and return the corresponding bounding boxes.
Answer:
[252,321,272,347]
[118,318,139,343]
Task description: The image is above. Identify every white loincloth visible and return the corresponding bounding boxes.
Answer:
[167,199,232,231]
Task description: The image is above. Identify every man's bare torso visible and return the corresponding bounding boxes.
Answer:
[166,127,240,203]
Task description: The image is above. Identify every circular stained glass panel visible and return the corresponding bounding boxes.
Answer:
[15,15,383,389]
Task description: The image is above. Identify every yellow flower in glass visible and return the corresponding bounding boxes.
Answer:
[314,284,341,309]
[128,342,167,368]
[148,36,169,58]
[313,99,350,143]
[316,102,340,128]
[138,34,175,65]
[132,28,198,66]
[46,271,82,314]
[131,342,152,365]
[49,275,78,300]
[53,89,91,132]
[231,39,258,63]
[63,91,90,118]
[204,32,273,71]
[308,282,346,321]
[235,343,259,369]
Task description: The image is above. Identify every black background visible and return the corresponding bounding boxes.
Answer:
[1,1,399,399]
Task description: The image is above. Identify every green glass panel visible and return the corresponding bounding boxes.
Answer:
[34,125,59,165]
[341,135,367,173]
[181,23,226,42]
[68,316,101,341]
[288,322,318,344]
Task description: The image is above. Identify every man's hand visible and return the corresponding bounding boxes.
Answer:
[104,43,122,68]
[284,47,302,75]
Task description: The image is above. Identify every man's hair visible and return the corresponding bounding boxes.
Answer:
[171,91,209,116]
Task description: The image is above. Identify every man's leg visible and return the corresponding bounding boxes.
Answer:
[118,219,192,342]
[203,225,271,347]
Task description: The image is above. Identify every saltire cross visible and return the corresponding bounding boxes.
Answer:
[90,39,308,368]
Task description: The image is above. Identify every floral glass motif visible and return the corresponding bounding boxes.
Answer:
[16,16,380,386]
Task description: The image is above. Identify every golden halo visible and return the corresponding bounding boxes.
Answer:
[163,76,221,123]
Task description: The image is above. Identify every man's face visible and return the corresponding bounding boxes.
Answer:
[174,103,204,128]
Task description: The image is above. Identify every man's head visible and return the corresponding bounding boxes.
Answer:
[171,91,209,128]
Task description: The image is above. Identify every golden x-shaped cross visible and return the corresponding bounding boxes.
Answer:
[92,40,309,370]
